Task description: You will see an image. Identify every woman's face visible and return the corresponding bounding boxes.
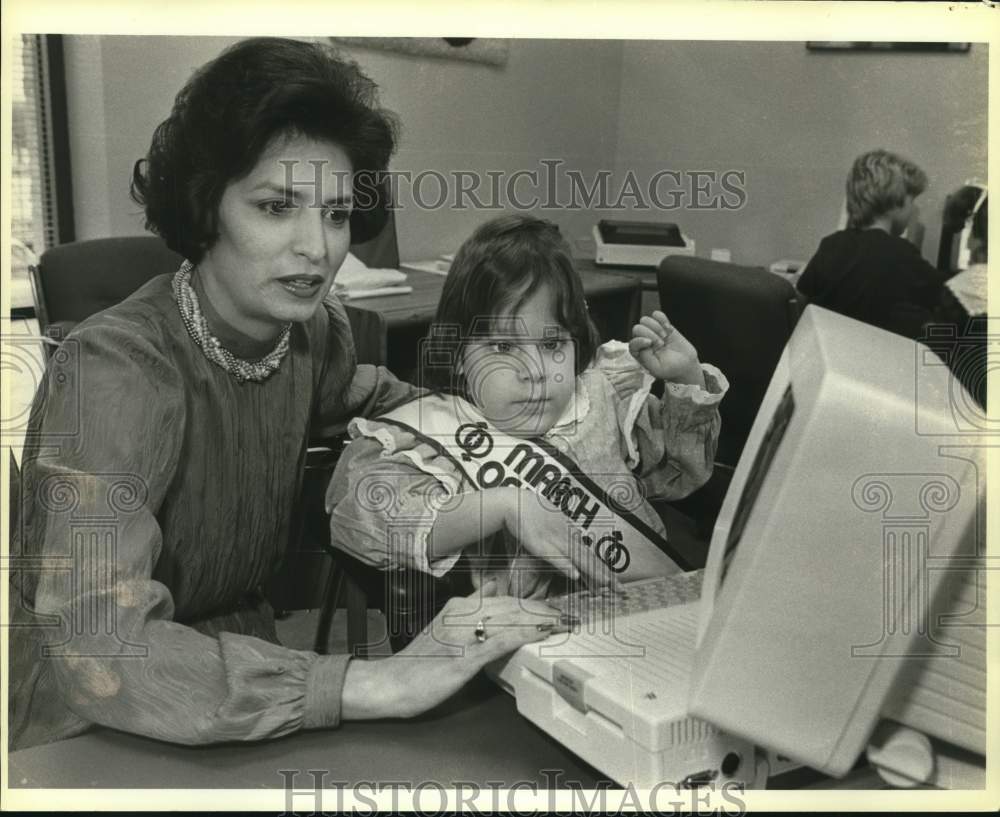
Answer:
[197,133,354,339]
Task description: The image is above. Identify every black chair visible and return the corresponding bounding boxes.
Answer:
[349,208,400,270]
[655,256,804,533]
[937,185,986,272]
[30,236,184,350]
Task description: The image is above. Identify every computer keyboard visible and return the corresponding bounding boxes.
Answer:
[546,569,703,624]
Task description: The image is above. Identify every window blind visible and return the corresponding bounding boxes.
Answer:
[11,34,63,256]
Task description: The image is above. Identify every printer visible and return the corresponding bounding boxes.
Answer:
[593,219,695,267]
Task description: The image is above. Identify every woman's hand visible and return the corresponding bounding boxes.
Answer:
[502,489,619,591]
[340,581,570,720]
[629,310,705,387]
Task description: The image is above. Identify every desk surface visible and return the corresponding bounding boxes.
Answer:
[8,675,857,791]
[347,267,641,329]
[8,679,608,789]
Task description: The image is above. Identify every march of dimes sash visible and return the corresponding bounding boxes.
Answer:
[354,394,690,573]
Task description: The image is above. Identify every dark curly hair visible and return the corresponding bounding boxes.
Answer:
[420,214,601,395]
[130,37,399,263]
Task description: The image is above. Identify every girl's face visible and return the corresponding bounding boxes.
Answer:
[460,283,577,439]
[197,133,354,340]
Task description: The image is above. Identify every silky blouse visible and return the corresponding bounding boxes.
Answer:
[9,274,417,750]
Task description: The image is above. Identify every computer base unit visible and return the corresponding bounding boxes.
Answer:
[499,662,759,790]
[487,591,761,791]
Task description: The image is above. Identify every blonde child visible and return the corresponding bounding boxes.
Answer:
[797,149,949,338]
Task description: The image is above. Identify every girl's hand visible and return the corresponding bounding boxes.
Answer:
[341,581,571,719]
[505,553,556,599]
[502,489,619,592]
[629,310,705,387]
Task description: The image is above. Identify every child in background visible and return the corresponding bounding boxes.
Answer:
[797,149,950,339]
[326,215,728,596]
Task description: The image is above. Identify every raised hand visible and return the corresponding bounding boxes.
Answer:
[628,310,705,386]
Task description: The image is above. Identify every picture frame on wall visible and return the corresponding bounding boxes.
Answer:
[806,42,971,53]
[330,37,509,66]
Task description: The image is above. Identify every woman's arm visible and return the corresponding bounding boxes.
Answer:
[15,321,351,747]
[340,584,568,719]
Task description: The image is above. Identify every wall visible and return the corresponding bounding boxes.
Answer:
[613,41,989,267]
[64,35,624,261]
[65,35,244,240]
[66,37,988,267]
[334,38,623,260]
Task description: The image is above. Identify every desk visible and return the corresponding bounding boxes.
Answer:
[7,679,866,796]
[574,259,663,319]
[8,676,854,793]
[7,679,606,789]
[343,267,641,376]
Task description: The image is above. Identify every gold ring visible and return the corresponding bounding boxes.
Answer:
[474,619,487,642]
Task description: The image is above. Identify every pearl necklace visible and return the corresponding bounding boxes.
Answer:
[172,262,291,384]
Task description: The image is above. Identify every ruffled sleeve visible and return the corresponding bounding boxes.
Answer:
[325,420,469,577]
[15,318,352,748]
[594,340,728,500]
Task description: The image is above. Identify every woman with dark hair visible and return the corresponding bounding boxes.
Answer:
[9,38,563,751]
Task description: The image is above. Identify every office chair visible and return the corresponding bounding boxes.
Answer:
[29,236,185,348]
[655,256,804,534]
[340,208,396,368]
[938,184,987,271]
[349,208,400,270]
[25,234,392,654]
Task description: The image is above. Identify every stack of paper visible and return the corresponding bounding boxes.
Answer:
[945,263,988,316]
[400,253,454,277]
[333,252,411,299]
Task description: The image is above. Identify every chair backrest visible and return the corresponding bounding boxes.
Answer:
[30,236,185,336]
[349,209,400,270]
[657,256,803,467]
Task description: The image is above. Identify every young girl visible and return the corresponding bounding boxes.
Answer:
[326,215,728,596]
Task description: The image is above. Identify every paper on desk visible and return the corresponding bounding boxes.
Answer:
[399,259,451,276]
[333,251,408,292]
[339,285,413,300]
[946,263,988,316]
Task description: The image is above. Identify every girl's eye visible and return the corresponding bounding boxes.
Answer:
[324,207,351,226]
[541,338,566,352]
[260,200,294,216]
[490,341,514,354]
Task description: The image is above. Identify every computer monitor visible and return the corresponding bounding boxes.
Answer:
[687,305,986,778]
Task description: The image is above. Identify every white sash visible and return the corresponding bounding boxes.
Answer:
[361,394,690,573]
